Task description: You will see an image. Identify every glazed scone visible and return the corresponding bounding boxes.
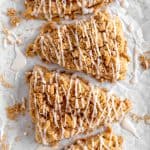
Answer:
[26,11,129,82]
[24,0,113,21]
[64,127,123,150]
[27,65,132,145]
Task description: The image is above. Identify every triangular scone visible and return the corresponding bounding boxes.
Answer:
[26,11,129,82]
[27,65,132,145]
[24,0,113,21]
[64,127,123,150]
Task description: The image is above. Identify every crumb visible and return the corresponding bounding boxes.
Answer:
[139,55,150,70]
[6,98,27,120]
[7,8,21,27]
[2,27,11,36]
[7,8,17,16]
[10,16,21,27]
[144,115,150,125]
[130,113,142,123]
[0,75,13,88]
[130,113,150,124]
[16,38,23,45]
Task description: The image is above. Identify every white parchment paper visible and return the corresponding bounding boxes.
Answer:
[0,0,150,150]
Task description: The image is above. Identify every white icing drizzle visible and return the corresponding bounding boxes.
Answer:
[113,17,121,81]
[120,117,139,138]
[11,46,27,71]
[31,67,129,143]
[130,48,138,84]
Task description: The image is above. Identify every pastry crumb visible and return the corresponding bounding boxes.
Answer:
[0,75,13,88]
[130,113,150,124]
[139,55,150,70]
[2,27,11,36]
[144,115,150,125]
[139,51,150,70]
[130,113,142,123]
[10,16,21,27]
[6,98,27,120]
[7,8,17,16]
[7,8,21,27]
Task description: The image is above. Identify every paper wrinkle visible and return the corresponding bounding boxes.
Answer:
[0,0,150,150]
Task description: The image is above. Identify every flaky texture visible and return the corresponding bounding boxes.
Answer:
[24,0,113,21]
[64,127,123,150]
[27,65,132,145]
[26,11,129,82]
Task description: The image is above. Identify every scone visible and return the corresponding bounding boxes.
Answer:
[24,0,113,21]
[27,65,132,145]
[26,11,129,82]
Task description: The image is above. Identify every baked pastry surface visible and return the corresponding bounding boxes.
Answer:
[26,11,129,82]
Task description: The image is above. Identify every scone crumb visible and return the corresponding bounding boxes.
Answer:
[144,115,150,125]
[2,27,11,36]
[130,113,150,124]
[7,8,21,27]
[6,98,27,120]
[10,16,21,27]
[7,8,17,16]
[0,75,13,88]
[130,113,142,123]
[139,54,150,70]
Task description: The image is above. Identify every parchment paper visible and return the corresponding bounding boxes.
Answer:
[0,0,150,150]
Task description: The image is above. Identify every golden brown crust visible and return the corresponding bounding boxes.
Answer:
[28,65,132,145]
[64,127,123,150]
[26,11,129,82]
[24,0,113,21]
